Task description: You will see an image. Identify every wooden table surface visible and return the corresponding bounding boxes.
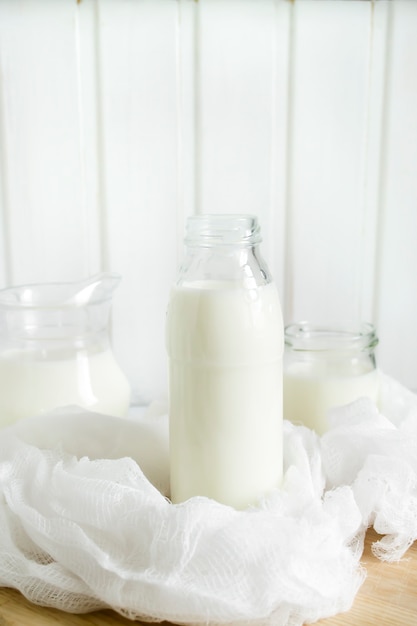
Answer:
[0,529,415,625]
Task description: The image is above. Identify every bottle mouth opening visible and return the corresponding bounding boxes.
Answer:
[285,321,378,352]
[185,214,262,247]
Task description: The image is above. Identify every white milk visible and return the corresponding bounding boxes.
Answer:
[166,281,284,509]
[284,361,379,435]
[0,348,131,426]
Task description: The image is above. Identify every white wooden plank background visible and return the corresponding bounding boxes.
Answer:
[0,0,101,282]
[375,0,417,391]
[287,0,373,325]
[0,0,416,402]
[97,0,180,403]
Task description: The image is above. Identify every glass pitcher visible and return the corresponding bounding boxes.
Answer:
[0,273,131,426]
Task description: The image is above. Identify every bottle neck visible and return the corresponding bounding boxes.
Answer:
[178,214,271,288]
[178,243,272,289]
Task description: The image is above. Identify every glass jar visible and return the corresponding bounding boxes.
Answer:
[283,322,379,435]
[0,274,131,426]
[166,214,284,509]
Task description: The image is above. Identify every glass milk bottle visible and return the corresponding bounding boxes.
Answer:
[166,214,284,509]
[0,273,131,426]
[283,322,379,435]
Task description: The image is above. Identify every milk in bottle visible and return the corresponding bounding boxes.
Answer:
[166,215,284,509]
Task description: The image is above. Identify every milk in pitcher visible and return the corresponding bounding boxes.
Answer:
[0,347,131,425]
[0,274,131,425]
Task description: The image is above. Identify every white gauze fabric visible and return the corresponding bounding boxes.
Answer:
[0,372,415,625]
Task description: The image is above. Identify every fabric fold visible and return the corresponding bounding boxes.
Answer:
[0,373,414,625]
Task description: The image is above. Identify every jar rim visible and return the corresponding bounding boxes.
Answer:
[185,214,262,247]
[285,321,378,352]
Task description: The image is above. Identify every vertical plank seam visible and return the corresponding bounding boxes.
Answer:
[194,0,202,215]
[94,0,110,273]
[0,59,12,285]
[175,0,199,259]
[283,0,296,323]
[74,1,91,277]
[268,0,279,281]
[372,0,393,330]
[358,0,377,323]
[359,0,389,326]
[175,0,185,264]
[175,0,197,261]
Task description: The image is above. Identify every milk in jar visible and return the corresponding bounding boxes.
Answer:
[283,323,379,435]
[166,215,284,509]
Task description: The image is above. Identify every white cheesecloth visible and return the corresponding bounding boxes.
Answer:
[0,373,416,625]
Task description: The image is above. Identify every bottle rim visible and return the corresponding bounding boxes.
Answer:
[285,321,378,352]
[185,214,262,247]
